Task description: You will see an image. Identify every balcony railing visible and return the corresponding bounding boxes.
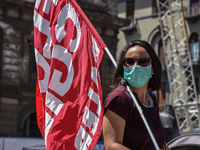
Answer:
[184,6,200,17]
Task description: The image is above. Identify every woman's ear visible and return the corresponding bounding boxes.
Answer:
[151,66,154,75]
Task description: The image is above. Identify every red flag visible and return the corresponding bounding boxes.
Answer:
[33,0,105,149]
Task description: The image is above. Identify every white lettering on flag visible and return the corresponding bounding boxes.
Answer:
[35,49,50,93]
[34,11,50,36]
[35,0,41,9]
[46,92,64,116]
[92,36,100,63]
[34,10,51,59]
[34,0,105,149]
[74,126,92,150]
[82,106,99,135]
[91,67,98,88]
[88,87,101,116]
[55,4,81,53]
[48,45,74,97]
[43,0,51,14]
[53,0,58,6]
[45,92,64,144]
[45,112,54,143]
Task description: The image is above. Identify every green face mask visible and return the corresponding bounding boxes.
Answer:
[123,64,152,87]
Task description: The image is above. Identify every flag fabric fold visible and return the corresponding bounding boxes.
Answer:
[33,0,105,149]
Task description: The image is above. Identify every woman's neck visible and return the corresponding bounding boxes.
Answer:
[130,85,148,103]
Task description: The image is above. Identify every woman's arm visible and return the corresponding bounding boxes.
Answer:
[103,109,131,150]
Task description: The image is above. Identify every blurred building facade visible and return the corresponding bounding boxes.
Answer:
[118,0,200,141]
[0,0,130,137]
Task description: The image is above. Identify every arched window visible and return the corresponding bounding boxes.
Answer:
[189,32,199,61]
[158,82,166,105]
[157,39,167,105]
[0,27,2,82]
[158,39,165,64]
[23,112,42,137]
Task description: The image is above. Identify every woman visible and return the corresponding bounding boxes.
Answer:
[103,40,170,150]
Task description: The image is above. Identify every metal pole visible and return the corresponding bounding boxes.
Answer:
[127,86,160,150]
[104,47,160,150]
[104,47,117,68]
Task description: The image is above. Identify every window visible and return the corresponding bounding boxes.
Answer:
[126,1,134,20]
[158,82,166,105]
[189,32,199,61]
[190,42,199,60]
[190,0,199,15]
[158,39,165,64]
[23,113,42,137]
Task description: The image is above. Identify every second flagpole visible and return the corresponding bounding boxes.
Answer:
[104,47,160,150]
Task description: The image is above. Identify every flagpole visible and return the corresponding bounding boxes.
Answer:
[104,47,117,68]
[104,47,160,150]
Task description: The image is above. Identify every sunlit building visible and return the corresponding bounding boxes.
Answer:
[118,0,200,141]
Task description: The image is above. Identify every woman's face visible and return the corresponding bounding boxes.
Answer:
[125,46,150,61]
[125,45,153,72]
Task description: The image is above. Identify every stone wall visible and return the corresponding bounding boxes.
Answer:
[0,0,35,136]
[0,0,130,137]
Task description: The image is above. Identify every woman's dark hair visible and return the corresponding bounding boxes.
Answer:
[112,40,162,91]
